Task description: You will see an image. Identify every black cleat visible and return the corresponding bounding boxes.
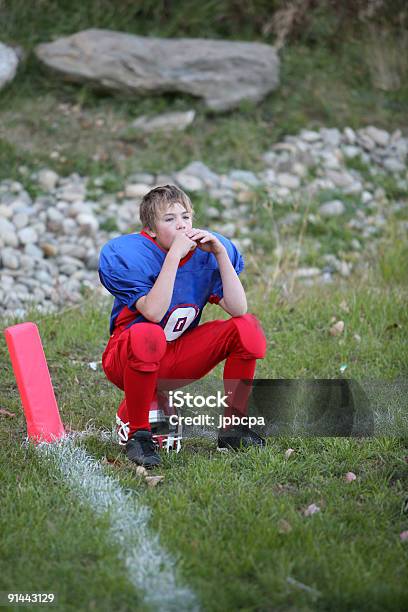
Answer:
[126,430,161,467]
[217,425,266,451]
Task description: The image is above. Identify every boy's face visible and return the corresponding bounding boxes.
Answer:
[147,202,193,251]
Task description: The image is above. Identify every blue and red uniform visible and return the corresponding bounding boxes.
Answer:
[99,230,266,436]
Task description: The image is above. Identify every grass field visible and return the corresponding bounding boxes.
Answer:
[1,279,407,611]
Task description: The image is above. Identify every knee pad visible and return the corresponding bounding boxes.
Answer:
[231,314,267,359]
[127,323,167,371]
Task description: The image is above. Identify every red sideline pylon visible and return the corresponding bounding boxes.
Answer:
[4,322,65,443]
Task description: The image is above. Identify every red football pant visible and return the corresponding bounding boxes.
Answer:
[102,314,267,436]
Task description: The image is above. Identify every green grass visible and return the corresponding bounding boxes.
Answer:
[253,285,408,379]
[378,238,408,286]
[1,279,407,610]
[101,436,408,612]
[0,441,148,612]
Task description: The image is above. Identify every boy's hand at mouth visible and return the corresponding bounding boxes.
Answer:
[169,232,197,259]
[185,229,225,255]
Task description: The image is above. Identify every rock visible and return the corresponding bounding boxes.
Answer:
[319,200,346,217]
[67,201,94,218]
[58,183,86,203]
[276,187,290,199]
[31,222,46,236]
[135,466,148,477]
[58,255,84,275]
[383,158,405,173]
[229,170,259,186]
[126,172,155,186]
[0,204,12,219]
[337,261,352,277]
[24,243,44,259]
[14,283,30,300]
[118,200,140,221]
[260,169,277,184]
[35,270,53,285]
[344,127,356,144]
[0,217,18,247]
[86,253,99,270]
[323,254,341,271]
[277,173,301,189]
[12,212,29,230]
[124,183,151,199]
[292,162,307,177]
[0,42,19,90]
[235,190,255,203]
[342,145,361,159]
[62,218,78,234]
[77,213,99,234]
[262,151,278,167]
[221,208,236,221]
[19,254,35,271]
[206,206,220,219]
[32,287,45,302]
[155,174,174,186]
[174,173,204,193]
[217,223,235,238]
[232,237,251,251]
[1,248,20,270]
[17,226,38,244]
[179,161,220,189]
[365,126,389,148]
[330,320,345,336]
[390,138,408,159]
[47,207,65,231]
[275,157,296,174]
[127,110,195,134]
[358,133,375,152]
[38,169,59,191]
[361,191,373,204]
[1,274,14,288]
[293,267,321,278]
[59,242,87,259]
[321,272,333,284]
[145,475,165,487]
[303,503,320,517]
[279,213,301,226]
[300,130,321,143]
[319,151,342,169]
[35,29,280,112]
[209,189,234,206]
[325,170,357,190]
[320,128,341,148]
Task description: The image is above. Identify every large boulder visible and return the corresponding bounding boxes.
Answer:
[35,29,280,111]
[0,42,19,90]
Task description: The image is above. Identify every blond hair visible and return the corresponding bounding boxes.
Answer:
[140,184,193,230]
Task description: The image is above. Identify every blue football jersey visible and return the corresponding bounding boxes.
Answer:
[99,230,244,340]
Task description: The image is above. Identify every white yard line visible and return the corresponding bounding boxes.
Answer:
[38,437,199,612]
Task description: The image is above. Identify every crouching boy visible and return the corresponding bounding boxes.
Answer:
[98,185,267,467]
